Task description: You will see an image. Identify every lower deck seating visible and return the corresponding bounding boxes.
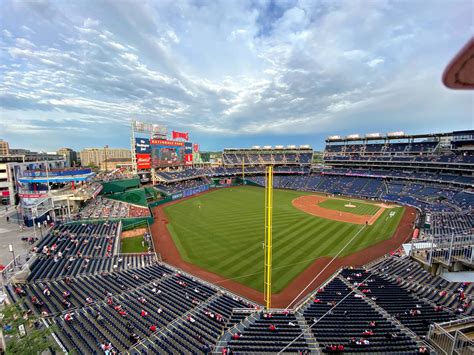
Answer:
[303,277,419,353]
[227,312,310,353]
[340,269,457,337]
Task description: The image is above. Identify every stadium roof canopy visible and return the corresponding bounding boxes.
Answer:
[19,168,95,184]
[224,146,313,151]
[325,131,457,143]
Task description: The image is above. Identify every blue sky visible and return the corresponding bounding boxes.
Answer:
[0,0,472,152]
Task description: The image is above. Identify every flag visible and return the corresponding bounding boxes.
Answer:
[172,131,189,141]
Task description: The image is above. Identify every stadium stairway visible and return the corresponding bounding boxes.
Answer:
[214,310,261,353]
[294,310,319,350]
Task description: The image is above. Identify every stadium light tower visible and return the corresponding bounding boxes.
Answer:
[264,165,273,310]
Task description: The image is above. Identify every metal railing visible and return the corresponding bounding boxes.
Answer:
[427,317,474,355]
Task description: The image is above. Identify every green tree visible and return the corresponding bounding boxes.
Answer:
[0,302,58,354]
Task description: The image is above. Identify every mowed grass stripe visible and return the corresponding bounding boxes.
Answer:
[164,186,404,293]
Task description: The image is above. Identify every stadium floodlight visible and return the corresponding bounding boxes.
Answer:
[327,135,341,141]
[366,133,381,138]
[347,134,360,139]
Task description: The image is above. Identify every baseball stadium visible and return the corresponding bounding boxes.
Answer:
[4,125,473,354]
[2,6,473,354]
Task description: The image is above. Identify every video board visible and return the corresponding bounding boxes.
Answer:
[150,139,185,167]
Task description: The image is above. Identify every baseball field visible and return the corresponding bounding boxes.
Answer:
[163,186,404,293]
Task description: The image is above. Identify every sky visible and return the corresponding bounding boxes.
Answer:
[0,0,473,152]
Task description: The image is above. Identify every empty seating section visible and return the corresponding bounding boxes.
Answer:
[340,269,458,337]
[371,256,473,316]
[320,168,473,187]
[11,259,259,353]
[227,312,310,353]
[27,254,155,281]
[427,212,474,237]
[34,222,119,258]
[248,171,472,212]
[223,150,313,166]
[453,192,474,210]
[325,142,456,159]
[7,217,266,354]
[302,277,419,353]
[135,294,254,353]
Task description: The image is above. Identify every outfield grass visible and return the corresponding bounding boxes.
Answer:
[121,236,147,253]
[318,198,380,216]
[164,186,404,293]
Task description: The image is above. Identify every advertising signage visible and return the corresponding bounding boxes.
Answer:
[136,154,151,170]
[184,142,193,155]
[150,139,184,147]
[135,138,151,154]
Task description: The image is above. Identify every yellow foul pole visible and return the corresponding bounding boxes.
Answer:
[264,165,273,310]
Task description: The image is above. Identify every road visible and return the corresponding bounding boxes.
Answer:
[0,206,41,267]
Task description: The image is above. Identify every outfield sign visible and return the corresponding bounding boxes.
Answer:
[171,185,209,201]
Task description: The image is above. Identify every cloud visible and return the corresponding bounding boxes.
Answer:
[367,58,384,67]
[0,0,472,151]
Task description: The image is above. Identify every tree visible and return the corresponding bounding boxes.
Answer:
[0,302,58,354]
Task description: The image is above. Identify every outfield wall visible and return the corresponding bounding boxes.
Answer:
[172,184,209,200]
[154,184,210,201]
